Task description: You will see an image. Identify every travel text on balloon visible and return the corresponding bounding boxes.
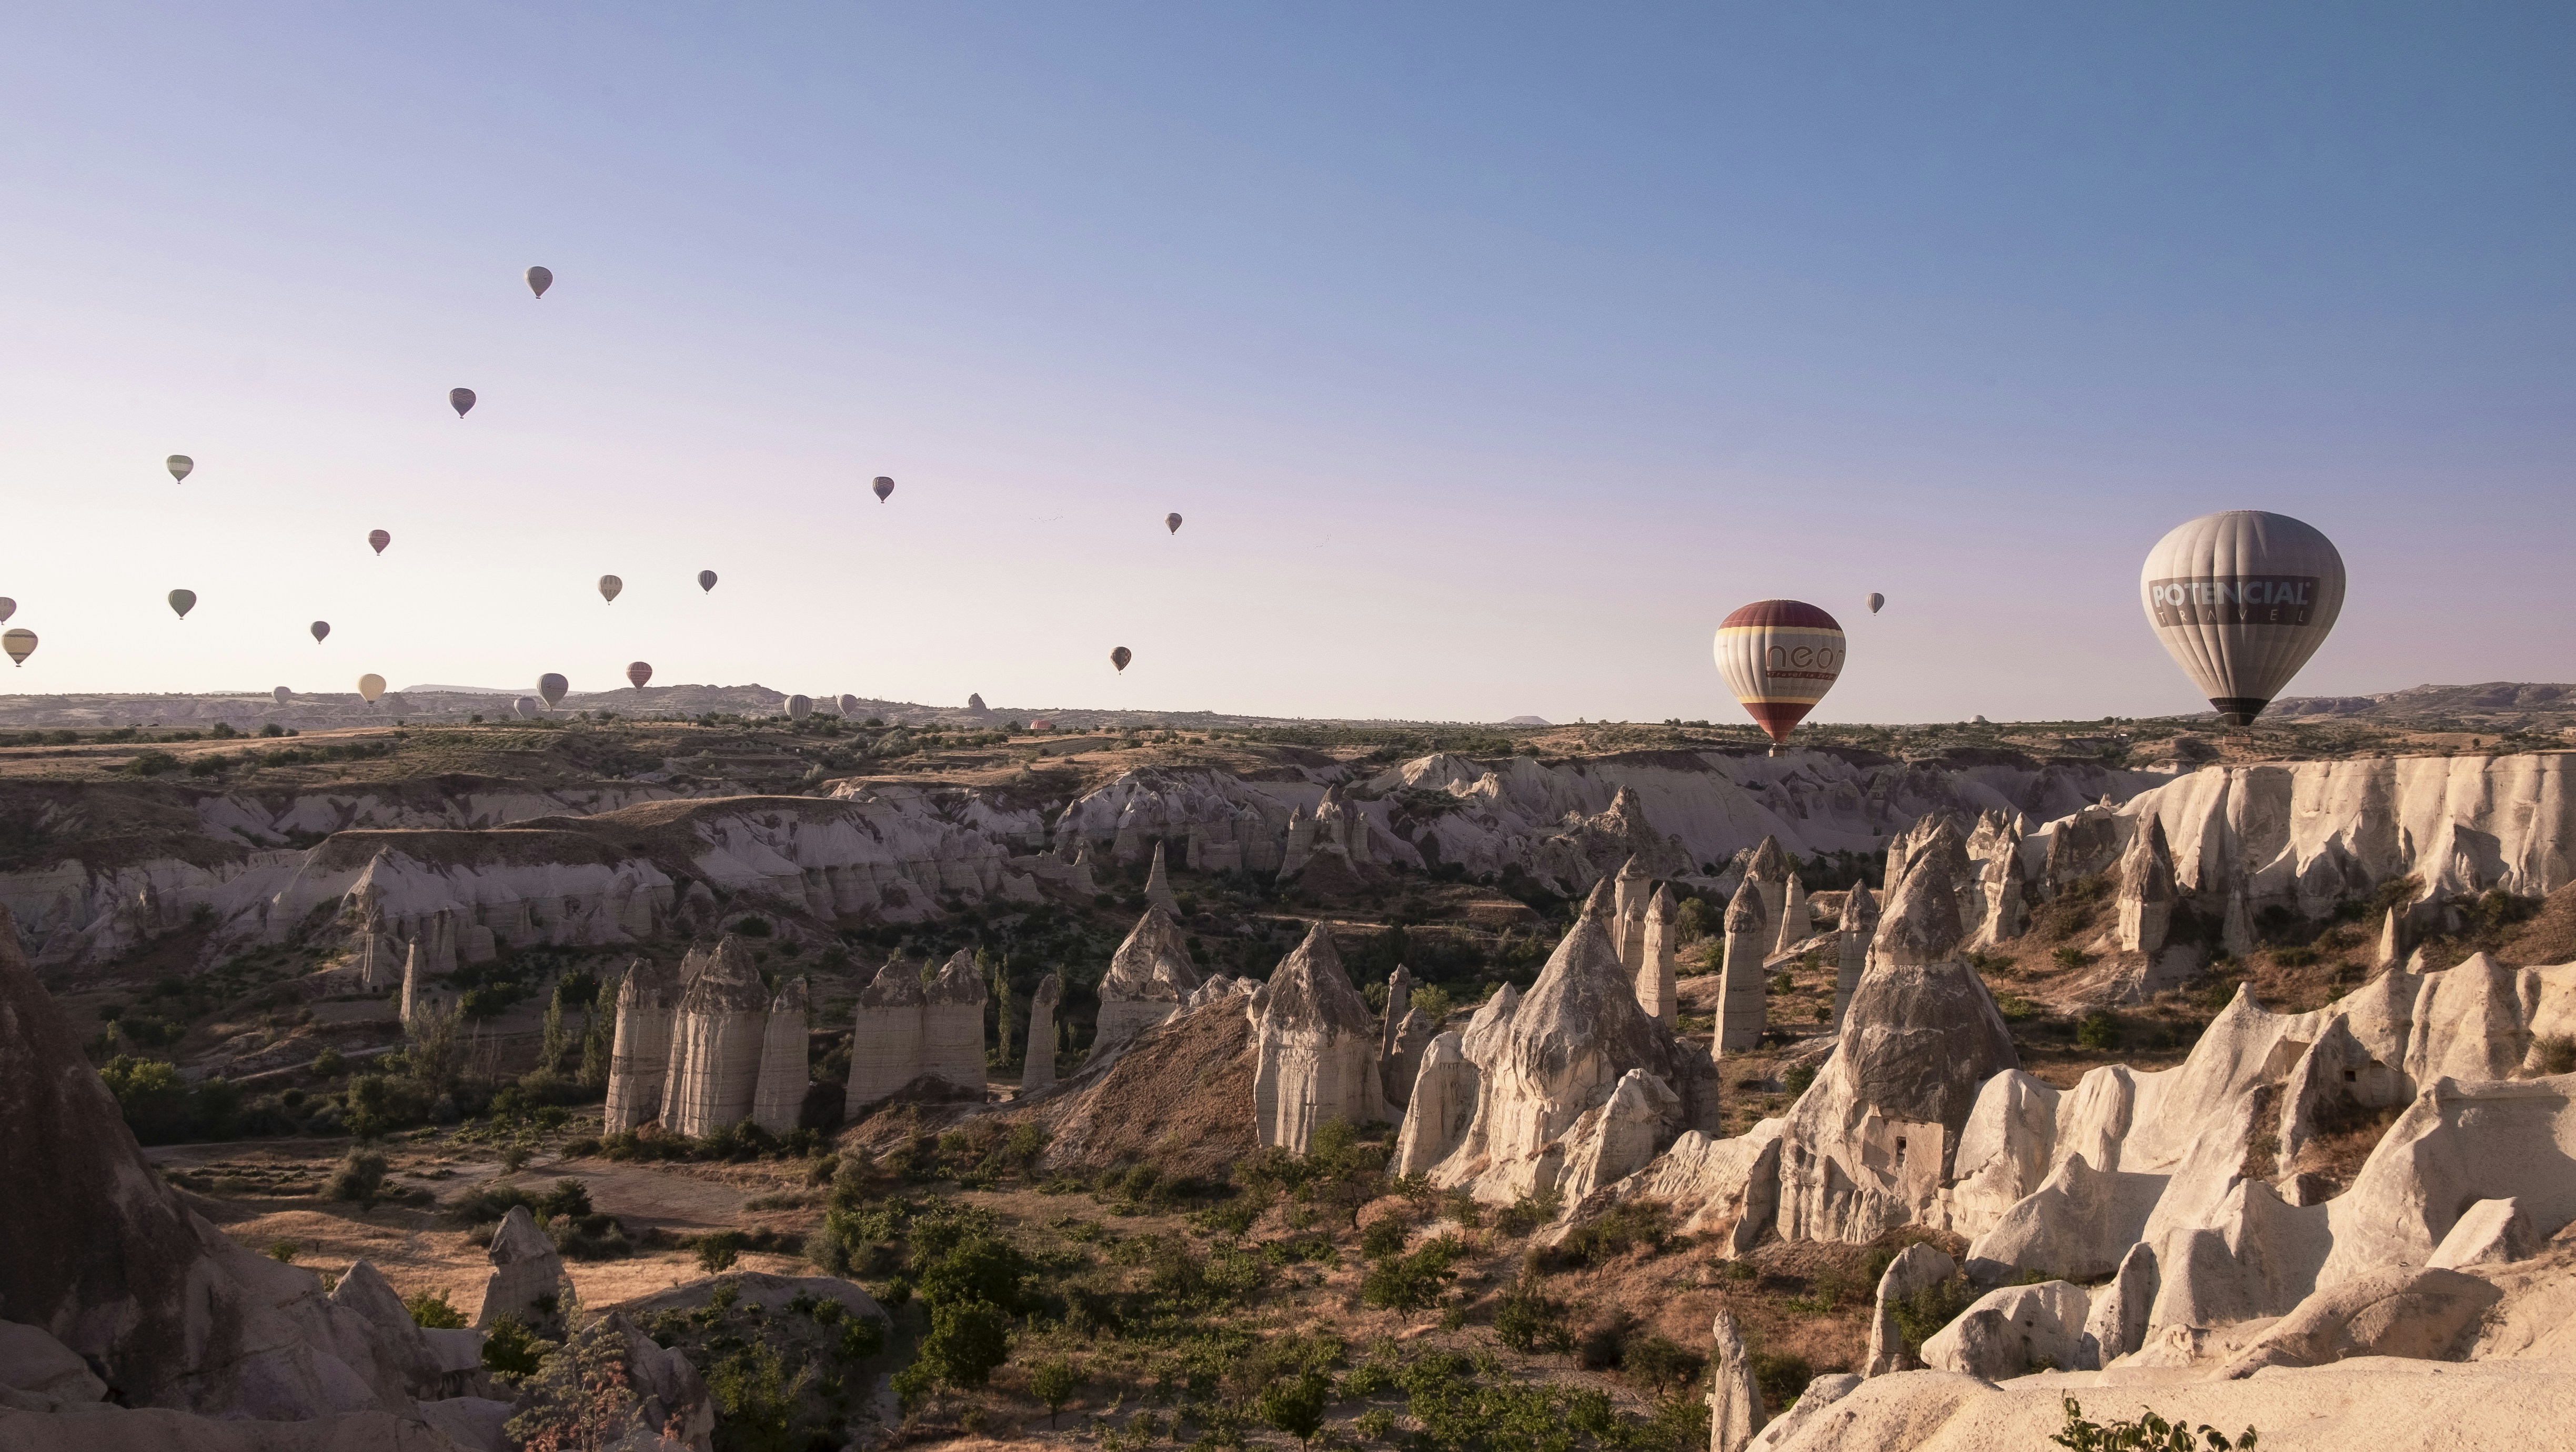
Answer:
[2147,576,2320,628]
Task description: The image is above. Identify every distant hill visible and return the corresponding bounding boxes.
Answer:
[2266,682,2576,728]
[1500,715,1552,726]
[397,684,515,695]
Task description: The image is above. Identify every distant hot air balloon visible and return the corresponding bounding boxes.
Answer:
[0,598,13,624]
[168,589,196,620]
[872,477,894,503]
[357,673,386,703]
[1866,592,1885,614]
[698,570,718,593]
[167,455,193,483]
[1166,513,1183,535]
[627,661,652,689]
[3,629,34,667]
[1111,646,1132,674]
[450,388,476,418]
[1714,600,1845,754]
[837,693,861,719]
[786,694,813,720]
[2141,510,2347,725]
[513,695,541,719]
[598,575,622,604]
[537,673,569,708]
[368,529,391,556]
[273,686,290,704]
[526,266,553,299]
[310,620,330,643]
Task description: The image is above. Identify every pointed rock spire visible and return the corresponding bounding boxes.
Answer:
[1022,973,1063,1094]
[1834,883,1877,1027]
[1253,923,1387,1150]
[1719,876,1770,1052]
[1145,841,1180,914]
[1872,839,1965,969]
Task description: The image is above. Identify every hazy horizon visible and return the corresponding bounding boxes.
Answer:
[5,5,2570,724]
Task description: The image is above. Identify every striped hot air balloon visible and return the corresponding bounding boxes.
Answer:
[1714,599,1845,753]
[2140,510,2346,726]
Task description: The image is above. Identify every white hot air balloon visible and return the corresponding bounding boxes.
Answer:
[273,686,291,705]
[537,673,569,708]
[598,575,622,604]
[837,694,862,719]
[1713,599,1845,755]
[513,696,542,720]
[357,673,387,703]
[786,694,813,720]
[1865,592,1885,614]
[2141,510,2347,725]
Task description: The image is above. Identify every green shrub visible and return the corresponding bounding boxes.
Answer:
[2075,1011,2124,1051]
[407,1289,468,1328]
[703,1339,809,1451]
[325,1150,389,1210]
[1031,1357,1085,1427]
[693,1231,744,1275]
[2051,946,2092,972]
[2537,1034,2576,1075]
[1783,1063,1819,1098]
[1360,1214,1410,1261]
[1255,1369,1332,1448]
[482,1315,548,1377]
[1494,1277,1574,1355]
[2050,1395,2257,1450]
[1620,1336,1704,1394]
[1747,1349,1810,1411]
[915,1299,1011,1387]
[1886,1273,1976,1350]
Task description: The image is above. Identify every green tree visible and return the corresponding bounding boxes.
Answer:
[915,1300,1011,1388]
[1031,1357,1084,1427]
[325,1148,388,1211]
[540,981,569,1072]
[1255,1369,1331,1449]
[696,1231,744,1275]
[918,1234,1031,1313]
[406,1289,467,1328]
[705,1340,811,1452]
[578,979,616,1090]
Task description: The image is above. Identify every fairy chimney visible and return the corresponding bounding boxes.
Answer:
[750,977,810,1134]
[1718,875,1769,1052]
[1637,885,1679,1026]
[1833,883,1877,1027]
[1252,923,1389,1152]
[1022,973,1063,1094]
[845,956,927,1114]
[1144,841,1181,915]
[2114,818,2178,956]
[1774,871,1813,955]
[1095,905,1202,1052]
[659,937,771,1138]
[602,957,681,1133]
[920,950,989,1099]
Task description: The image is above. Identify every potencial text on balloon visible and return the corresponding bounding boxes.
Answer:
[2146,576,2322,628]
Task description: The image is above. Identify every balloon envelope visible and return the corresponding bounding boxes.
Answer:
[356,673,386,703]
[786,694,813,720]
[1714,599,1845,747]
[1111,646,1132,673]
[526,265,552,298]
[1166,512,1183,534]
[167,455,193,483]
[272,686,290,704]
[512,696,541,719]
[627,661,652,689]
[368,529,391,556]
[310,620,330,642]
[167,589,196,620]
[537,673,569,708]
[3,629,34,666]
[2141,510,2346,725]
[598,575,622,604]
[697,570,718,592]
[872,477,894,502]
[0,598,13,624]
[837,693,861,719]
[449,387,476,418]
[1866,592,1885,614]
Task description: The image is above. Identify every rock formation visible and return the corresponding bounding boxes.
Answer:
[1745,835,1791,924]
[474,1204,568,1330]
[1638,884,1679,1025]
[846,955,927,1113]
[659,937,774,1138]
[1974,826,2027,947]
[1613,855,1654,974]
[920,950,990,1097]
[1774,871,1812,954]
[1863,1242,1957,1375]
[1718,875,1769,1052]
[750,976,810,1133]
[1144,840,1180,914]
[1022,972,1062,1094]
[602,957,680,1133]
[1095,905,1202,1053]
[1252,924,1389,1151]
[1707,1307,1766,1452]
[1383,1008,1435,1112]
[1833,882,1876,1027]
[2114,815,2179,955]
[1392,985,1518,1176]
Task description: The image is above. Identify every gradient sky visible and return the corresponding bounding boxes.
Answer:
[4,4,2570,723]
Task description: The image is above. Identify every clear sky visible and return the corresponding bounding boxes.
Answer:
[3,4,2569,723]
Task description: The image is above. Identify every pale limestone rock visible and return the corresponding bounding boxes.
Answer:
[1252,924,1388,1151]
[750,977,809,1134]
[1919,1280,2088,1379]
[1614,855,1653,974]
[2114,816,2179,956]
[1864,1242,1957,1376]
[2428,1196,2540,1269]
[1974,834,2026,947]
[602,957,679,1133]
[474,1206,567,1330]
[1832,882,1875,1027]
[1774,871,1812,955]
[1022,973,1062,1094]
[2079,1241,2159,1366]
[1745,835,1790,926]
[1096,905,1202,1053]
[1144,841,1180,914]
[2220,881,2255,956]
[846,955,925,1114]
[1393,1031,1475,1176]
[1718,875,1769,1052]
[1943,1070,2060,1244]
[1383,1007,1435,1111]
[1381,964,1415,1064]
[1639,885,1679,1025]
[1707,1308,1766,1452]
[659,936,770,1137]
[1964,1150,2167,1284]
[0,1320,107,1402]
[2213,1265,2500,1378]
[2376,904,2404,966]
[1745,1374,1859,1452]
[920,950,988,1097]
[1554,1067,1684,1205]
[325,1260,446,1404]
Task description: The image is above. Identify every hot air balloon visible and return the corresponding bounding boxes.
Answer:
[1111,646,1132,674]
[0,598,13,624]
[167,455,193,483]
[3,629,34,667]
[627,661,652,689]
[872,477,894,502]
[1166,513,1183,535]
[368,529,391,556]
[786,694,813,720]
[1866,592,1885,614]
[526,266,552,299]
[537,673,569,708]
[697,570,718,593]
[512,695,541,719]
[357,673,386,703]
[168,589,196,620]
[450,388,476,418]
[310,621,330,643]
[1714,599,1845,754]
[2141,510,2347,725]
[273,686,291,704]
[598,575,622,604]
[837,694,861,719]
